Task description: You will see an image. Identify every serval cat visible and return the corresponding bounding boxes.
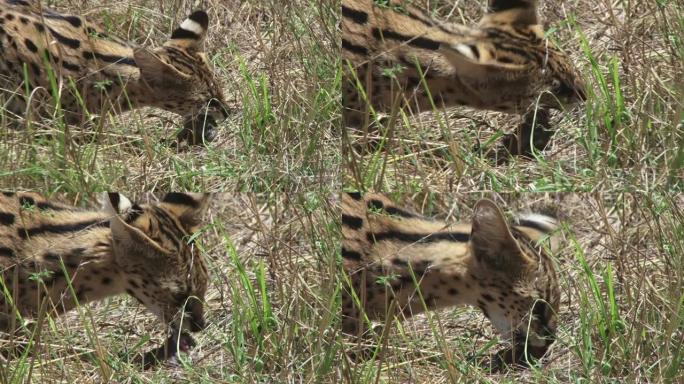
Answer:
[342,0,587,156]
[0,1,228,144]
[340,192,561,367]
[0,192,210,366]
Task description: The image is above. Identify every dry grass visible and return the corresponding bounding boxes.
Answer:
[0,0,682,382]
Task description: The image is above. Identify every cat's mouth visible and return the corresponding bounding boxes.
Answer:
[138,330,198,369]
[177,115,218,145]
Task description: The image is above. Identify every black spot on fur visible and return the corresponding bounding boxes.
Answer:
[406,76,420,88]
[0,247,15,258]
[102,277,112,285]
[366,199,416,218]
[0,212,15,225]
[19,196,35,207]
[60,61,80,72]
[30,62,40,75]
[533,301,554,339]
[346,192,362,201]
[44,252,61,262]
[342,39,369,56]
[391,258,408,267]
[342,5,368,24]
[342,214,363,230]
[124,203,143,223]
[341,248,362,261]
[107,192,121,211]
[477,300,489,318]
[367,199,384,211]
[383,206,416,218]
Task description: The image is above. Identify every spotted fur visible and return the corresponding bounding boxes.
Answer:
[340,192,561,366]
[0,192,210,352]
[342,0,586,155]
[0,1,228,144]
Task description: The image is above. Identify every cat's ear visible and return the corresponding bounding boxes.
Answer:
[160,193,211,233]
[471,199,525,272]
[166,10,209,51]
[482,0,539,26]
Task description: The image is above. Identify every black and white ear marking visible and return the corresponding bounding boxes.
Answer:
[482,0,538,25]
[453,43,480,61]
[439,41,528,78]
[106,192,133,214]
[162,192,204,208]
[487,0,535,13]
[105,193,169,256]
[515,213,558,234]
[105,192,143,223]
[170,10,209,47]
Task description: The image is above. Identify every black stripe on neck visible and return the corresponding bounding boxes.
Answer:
[342,5,368,25]
[83,51,137,67]
[367,230,469,243]
[47,27,80,49]
[18,219,109,239]
[371,28,441,51]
